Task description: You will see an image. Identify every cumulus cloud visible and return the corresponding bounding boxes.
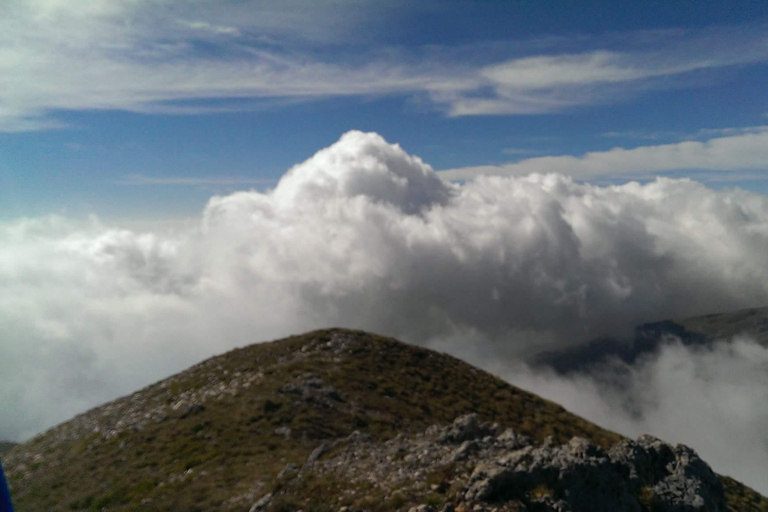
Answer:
[2,131,768,492]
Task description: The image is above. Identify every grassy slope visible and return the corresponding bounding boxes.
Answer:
[0,442,17,457]
[4,328,766,511]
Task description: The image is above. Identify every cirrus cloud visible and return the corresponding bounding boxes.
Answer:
[2,1,768,131]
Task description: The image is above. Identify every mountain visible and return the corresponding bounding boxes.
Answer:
[0,442,16,457]
[646,306,768,347]
[3,328,766,511]
[534,306,768,373]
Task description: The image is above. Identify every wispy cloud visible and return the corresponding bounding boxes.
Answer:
[1,2,768,131]
[600,130,677,140]
[439,128,768,181]
[116,174,276,186]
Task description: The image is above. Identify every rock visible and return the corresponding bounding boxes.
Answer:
[306,443,327,465]
[651,444,727,512]
[279,374,344,402]
[464,432,727,512]
[449,440,479,462]
[248,492,272,512]
[274,426,292,438]
[346,430,373,444]
[496,428,531,450]
[465,462,517,502]
[277,463,299,480]
[179,403,205,419]
[438,414,495,444]
[408,505,434,512]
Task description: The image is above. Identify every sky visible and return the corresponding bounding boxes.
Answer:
[3,0,768,496]
[3,0,768,221]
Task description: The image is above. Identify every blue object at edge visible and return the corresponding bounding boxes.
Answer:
[0,461,14,512]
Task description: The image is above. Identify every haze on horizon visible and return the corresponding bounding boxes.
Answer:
[2,0,768,496]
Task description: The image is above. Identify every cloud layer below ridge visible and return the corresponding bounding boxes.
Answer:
[2,131,768,491]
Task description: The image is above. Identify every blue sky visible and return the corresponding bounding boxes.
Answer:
[2,0,768,222]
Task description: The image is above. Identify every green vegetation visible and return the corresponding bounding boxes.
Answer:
[722,475,768,512]
[3,328,766,511]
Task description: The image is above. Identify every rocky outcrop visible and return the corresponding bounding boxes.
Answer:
[465,432,726,511]
[3,329,757,511]
[305,414,728,512]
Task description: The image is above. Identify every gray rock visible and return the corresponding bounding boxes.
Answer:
[496,428,532,450]
[346,430,373,444]
[279,374,344,402]
[274,426,292,438]
[179,403,205,419]
[248,492,272,512]
[449,439,479,462]
[438,414,495,444]
[306,442,328,465]
[277,463,299,480]
[651,444,727,512]
[465,462,518,502]
[464,432,726,512]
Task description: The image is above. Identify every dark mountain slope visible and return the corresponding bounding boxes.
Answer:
[536,306,768,373]
[0,442,16,457]
[3,328,765,511]
[655,306,768,347]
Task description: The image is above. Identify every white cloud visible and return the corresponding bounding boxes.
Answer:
[439,128,768,180]
[500,337,768,495]
[0,1,451,131]
[1,2,768,130]
[2,131,768,492]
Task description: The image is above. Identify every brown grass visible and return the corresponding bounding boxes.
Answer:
[4,328,765,511]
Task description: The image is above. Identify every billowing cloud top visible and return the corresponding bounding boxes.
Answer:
[2,131,768,492]
[272,131,453,214]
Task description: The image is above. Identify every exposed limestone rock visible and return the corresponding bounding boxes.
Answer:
[304,416,727,512]
[463,433,727,512]
[438,414,498,444]
[279,373,344,403]
[306,442,328,466]
[248,492,272,512]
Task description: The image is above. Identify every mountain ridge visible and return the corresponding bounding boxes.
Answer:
[3,328,766,511]
[534,305,768,373]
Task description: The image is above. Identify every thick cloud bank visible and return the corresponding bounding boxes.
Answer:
[2,131,768,491]
[501,337,768,494]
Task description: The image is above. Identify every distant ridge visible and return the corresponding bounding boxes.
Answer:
[3,328,766,511]
[535,306,768,373]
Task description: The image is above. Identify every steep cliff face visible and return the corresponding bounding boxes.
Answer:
[3,329,766,511]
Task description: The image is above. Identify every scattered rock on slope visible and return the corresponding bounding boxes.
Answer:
[280,414,728,512]
[2,328,763,511]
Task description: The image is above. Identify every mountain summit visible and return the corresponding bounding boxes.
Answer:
[3,329,766,511]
